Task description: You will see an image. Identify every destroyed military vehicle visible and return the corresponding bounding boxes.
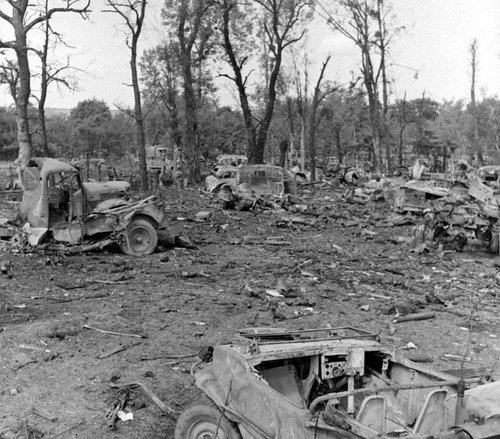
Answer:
[18,158,167,255]
[416,166,500,253]
[175,327,500,439]
[205,164,296,210]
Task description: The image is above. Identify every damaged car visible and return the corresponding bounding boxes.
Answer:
[18,158,167,255]
[176,326,500,439]
[211,165,296,210]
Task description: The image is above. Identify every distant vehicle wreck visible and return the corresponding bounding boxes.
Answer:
[176,326,500,439]
[205,164,296,210]
[18,158,167,255]
[413,166,500,253]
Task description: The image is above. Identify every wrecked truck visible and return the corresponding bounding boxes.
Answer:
[416,167,500,253]
[19,158,167,255]
[175,327,500,439]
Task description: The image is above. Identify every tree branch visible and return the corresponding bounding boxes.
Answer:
[26,0,91,32]
[0,9,13,24]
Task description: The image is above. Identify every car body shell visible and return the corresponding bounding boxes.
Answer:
[19,158,166,248]
[205,165,296,200]
[188,327,500,439]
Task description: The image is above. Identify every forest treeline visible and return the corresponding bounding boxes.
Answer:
[1,0,498,187]
[1,94,499,173]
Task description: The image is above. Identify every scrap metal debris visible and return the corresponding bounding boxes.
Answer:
[381,164,500,253]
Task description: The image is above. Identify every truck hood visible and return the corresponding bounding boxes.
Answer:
[83,181,130,202]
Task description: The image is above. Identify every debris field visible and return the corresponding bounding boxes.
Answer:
[1,181,500,438]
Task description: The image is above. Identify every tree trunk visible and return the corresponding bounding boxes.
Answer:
[37,3,51,157]
[253,46,282,164]
[470,39,483,165]
[307,56,330,181]
[131,35,148,191]
[398,94,407,168]
[335,129,343,164]
[364,76,381,173]
[300,117,306,171]
[13,3,32,165]
[38,104,50,156]
[286,97,297,166]
[279,139,288,168]
[377,0,390,173]
[221,1,258,163]
[308,113,316,181]
[442,144,447,173]
[181,57,201,183]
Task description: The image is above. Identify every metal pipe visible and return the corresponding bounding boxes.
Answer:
[309,377,479,413]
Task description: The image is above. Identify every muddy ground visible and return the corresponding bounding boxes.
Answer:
[1,182,500,438]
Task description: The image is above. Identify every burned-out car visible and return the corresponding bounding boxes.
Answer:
[206,164,296,210]
[205,166,240,194]
[176,327,500,439]
[19,158,167,255]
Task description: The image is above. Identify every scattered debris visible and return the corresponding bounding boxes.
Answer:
[106,388,130,430]
[111,381,176,415]
[97,342,142,360]
[393,311,436,323]
[83,325,147,339]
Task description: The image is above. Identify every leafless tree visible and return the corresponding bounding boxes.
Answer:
[220,0,312,164]
[291,50,309,171]
[175,0,214,183]
[318,0,399,173]
[469,38,482,164]
[32,0,79,157]
[307,55,335,180]
[0,0,90,165]
[104,0,148,190]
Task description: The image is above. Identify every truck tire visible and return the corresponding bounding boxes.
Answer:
[174,399,242,439]
[119,216,158,256]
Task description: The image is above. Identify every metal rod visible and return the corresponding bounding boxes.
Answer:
[309,377,480,413]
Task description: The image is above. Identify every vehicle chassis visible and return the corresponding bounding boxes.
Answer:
[176,327,500,439]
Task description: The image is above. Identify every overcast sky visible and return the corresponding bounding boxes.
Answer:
[0,0,499,109]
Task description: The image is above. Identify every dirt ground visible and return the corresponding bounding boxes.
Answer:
[1,182,500,438]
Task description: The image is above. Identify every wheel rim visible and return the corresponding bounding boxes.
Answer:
[187,420,228,439]
[127,225,153,254]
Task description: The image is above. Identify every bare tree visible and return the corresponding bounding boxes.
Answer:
[104,0,148,190]
[32,0,78,157]
[395,92,407,167]
[307,55,334,180]
[469,38,482,165]
[0,0,90,165]
[291,50,309,171]
[220,0,312,164]
[318,0,399,173]
[175,0,215,183]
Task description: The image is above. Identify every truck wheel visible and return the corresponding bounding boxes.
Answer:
[174,399,242,439]
[120,217,158,256]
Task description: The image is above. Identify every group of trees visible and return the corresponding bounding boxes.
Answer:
[1,0,499,189]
